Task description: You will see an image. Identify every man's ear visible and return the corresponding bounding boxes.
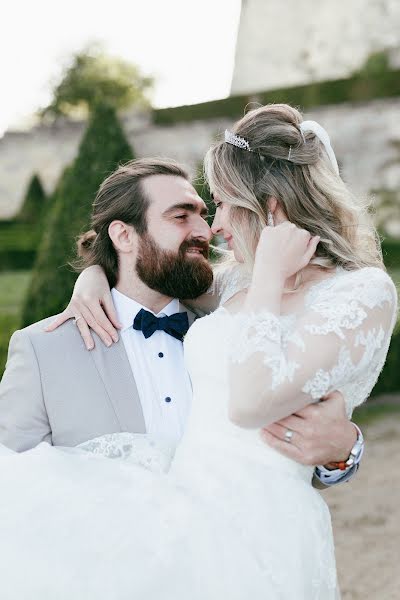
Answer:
[108,221,137,254]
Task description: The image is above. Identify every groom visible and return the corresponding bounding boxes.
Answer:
[0,158,362,485]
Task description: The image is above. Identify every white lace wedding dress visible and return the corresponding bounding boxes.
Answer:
[0,266,397,600]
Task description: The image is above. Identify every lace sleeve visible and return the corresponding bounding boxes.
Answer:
[227,268,398,428]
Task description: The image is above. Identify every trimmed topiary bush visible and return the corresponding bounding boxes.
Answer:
[0,175,49,271]
[21,103,133,326]
[16,174,47,224]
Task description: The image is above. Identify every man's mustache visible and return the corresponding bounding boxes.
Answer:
[180,239,209,258]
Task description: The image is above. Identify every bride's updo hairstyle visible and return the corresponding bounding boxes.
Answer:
[204,103,383,273]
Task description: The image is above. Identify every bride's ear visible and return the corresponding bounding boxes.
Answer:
[266,197,278,214]
[266,197,288,226]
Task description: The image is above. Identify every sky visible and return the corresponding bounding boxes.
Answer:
[1,0,242,135]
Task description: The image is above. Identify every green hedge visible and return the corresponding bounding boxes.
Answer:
[153,69,400,125]
[372,324,400,396]
[0,223,42,271]
[0,250,37,271]
[0,174,48,271]
[0,314,21,375]
[0,223,40,250]
[382,238,400,269]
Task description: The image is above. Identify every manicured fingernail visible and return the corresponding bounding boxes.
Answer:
[113,336,119,343]
[106,341,112,347]
[87,344,94,351]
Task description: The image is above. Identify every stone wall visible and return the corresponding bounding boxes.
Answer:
[231,0,400,95]
[1,98,400,233]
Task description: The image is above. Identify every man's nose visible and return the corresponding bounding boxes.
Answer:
[193,216,212,241]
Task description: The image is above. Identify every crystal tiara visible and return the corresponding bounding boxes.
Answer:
[224,122,339,174]
[224,129,253,152]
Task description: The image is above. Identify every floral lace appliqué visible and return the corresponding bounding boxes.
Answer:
[78,433,175,473]
[305,300,367,339]
[302,346,355,400]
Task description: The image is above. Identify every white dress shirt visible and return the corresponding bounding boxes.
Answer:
[111,288,193,448]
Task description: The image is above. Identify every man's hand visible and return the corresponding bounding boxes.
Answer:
[260,391,357,466]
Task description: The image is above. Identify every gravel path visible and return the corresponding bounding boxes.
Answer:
[324,416,399,600]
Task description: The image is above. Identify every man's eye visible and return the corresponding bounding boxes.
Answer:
[175,214,187,220]
[215,201,222,208]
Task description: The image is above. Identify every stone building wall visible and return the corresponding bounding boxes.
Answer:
[231,0,400,95]
[1,98,400,234]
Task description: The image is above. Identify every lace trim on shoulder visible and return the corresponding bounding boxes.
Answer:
[211,264,252,307]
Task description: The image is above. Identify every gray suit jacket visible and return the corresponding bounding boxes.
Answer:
[0,307,196,452]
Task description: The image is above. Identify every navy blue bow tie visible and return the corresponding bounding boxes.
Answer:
[133,308,189,342]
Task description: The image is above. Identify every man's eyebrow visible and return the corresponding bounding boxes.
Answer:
[163,202,208,216]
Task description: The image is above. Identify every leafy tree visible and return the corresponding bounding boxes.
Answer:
[41,44,152,119]
[16,174,47,224]
[22,103,133,326]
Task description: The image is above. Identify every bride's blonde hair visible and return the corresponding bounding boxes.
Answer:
[204,104,383,276]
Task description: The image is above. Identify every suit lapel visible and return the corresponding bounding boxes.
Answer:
[90,335,146,433]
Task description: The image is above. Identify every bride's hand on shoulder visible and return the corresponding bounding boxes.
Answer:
[44,265,120,350]
[254,222,320,282]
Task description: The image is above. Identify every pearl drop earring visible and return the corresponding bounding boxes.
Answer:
[267,211,274,227]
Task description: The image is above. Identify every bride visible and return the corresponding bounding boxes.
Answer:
[0,104,397,599]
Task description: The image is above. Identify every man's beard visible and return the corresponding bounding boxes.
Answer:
[136,234,214,299]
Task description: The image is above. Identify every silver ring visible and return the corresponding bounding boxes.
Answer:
[284,429,293,443]
[73,317,83,325]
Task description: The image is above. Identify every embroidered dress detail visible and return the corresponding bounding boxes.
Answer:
[78,433,175,473]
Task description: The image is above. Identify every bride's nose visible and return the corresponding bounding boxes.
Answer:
[211,212,222,236]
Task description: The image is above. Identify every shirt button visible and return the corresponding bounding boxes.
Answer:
[165,397,172,403]
[158,352,164,358]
